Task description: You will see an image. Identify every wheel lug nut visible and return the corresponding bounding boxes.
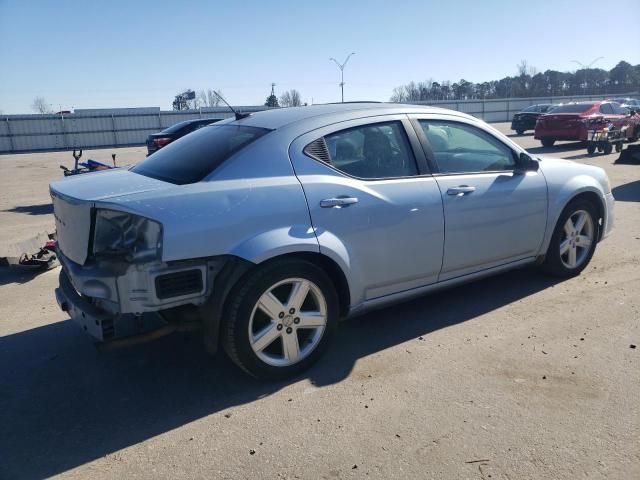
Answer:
[286,327,293,334]
[278,312,284,318]
[294,317,300,324]
[289,308,295,314]
[277,324,283,331]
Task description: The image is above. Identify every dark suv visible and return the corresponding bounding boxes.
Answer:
[146,118,220,155]
[511,104,555,135]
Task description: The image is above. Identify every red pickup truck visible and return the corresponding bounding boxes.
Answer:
[534,101,640,147]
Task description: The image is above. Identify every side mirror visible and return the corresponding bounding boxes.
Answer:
[517,152,539,173]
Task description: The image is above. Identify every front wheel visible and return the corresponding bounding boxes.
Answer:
[587,143,596,155]
[541,138,556,147]
[541,199,598,277]
[516,129,524,135]
[221,259,339,380]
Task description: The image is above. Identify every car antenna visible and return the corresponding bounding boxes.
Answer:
[214,91,251,121]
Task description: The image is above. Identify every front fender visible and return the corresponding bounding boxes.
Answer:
[541,176,606,254]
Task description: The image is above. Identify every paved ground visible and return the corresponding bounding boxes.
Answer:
[1,125,639,479]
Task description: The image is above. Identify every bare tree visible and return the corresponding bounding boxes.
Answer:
[208,89,221,107]
[196,89,223,108]
[279,89,302,107]
[32,96,52,114]
[196,90,207,108]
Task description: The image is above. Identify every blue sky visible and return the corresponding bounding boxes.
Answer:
[1,0,639,113]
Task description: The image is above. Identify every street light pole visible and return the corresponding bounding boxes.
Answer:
[571,57,604,95]
[330,52,356,103]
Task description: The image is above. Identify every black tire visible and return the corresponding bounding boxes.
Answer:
[221,258,339,380]
[516,130,524,135]
[541,138,555,147]
[541,199,599,278]
[615,142,622,153]
[603,143,613,155]
[587,143,596,155]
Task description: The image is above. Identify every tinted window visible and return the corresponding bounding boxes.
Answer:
[549,103,594,113]
[132,125,269,184]
[540,105,552,112]
[522,105,538,113]
[419,120,515,174]
[323,121,418,179]
[611,103,628,115]
[161,120,193,134]
[599,103,614,115]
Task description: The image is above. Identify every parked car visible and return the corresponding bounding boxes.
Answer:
[510,104,556,134]
[607,98,640,111]
[146,118,220,155]
[534,101,640,147]
[51,103,614,379]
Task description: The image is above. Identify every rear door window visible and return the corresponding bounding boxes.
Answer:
[132,125,269,184]
[599,103,614,115]
[319,121,418,179]
[611,103,628,115]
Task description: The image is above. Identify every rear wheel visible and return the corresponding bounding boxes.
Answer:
[516,129,524,135]
[587,143,596,155]
[541,199,598,277]
[603,143,613,155]
[221,259,339,380]
[615,142,622,153]
[541,138,555,147]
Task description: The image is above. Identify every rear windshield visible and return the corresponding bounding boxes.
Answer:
[161,120,193,134]
[132,125,270,184]
[549,103,593,113]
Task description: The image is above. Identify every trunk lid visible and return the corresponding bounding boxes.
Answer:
[50,169,172,264]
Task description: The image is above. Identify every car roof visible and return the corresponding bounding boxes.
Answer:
[225,102,469,130]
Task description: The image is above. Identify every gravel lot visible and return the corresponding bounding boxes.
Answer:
[1,125,638,479]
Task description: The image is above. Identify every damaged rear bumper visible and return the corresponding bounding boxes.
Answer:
[55,268,117,341]
[54,250,232,343]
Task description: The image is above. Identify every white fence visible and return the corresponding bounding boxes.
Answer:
[1,93,635,154]
[0,106,269,154]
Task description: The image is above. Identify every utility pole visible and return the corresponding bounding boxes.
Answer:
[330,53,356,103]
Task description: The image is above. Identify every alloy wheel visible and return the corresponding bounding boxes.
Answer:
[248,278,327,367]
[559,210,594,269]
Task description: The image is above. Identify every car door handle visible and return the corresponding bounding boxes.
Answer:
[320,197,359,208]
[446,186,476,196]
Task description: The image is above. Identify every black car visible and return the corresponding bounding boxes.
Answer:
[511,104,556,135]
[146,118,220,155]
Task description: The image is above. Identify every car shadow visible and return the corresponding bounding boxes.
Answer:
[2,203,54,215]
[526,141,585,155]
[0,267,561,479]
[0,266,51,286]
[612,180,640,202]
